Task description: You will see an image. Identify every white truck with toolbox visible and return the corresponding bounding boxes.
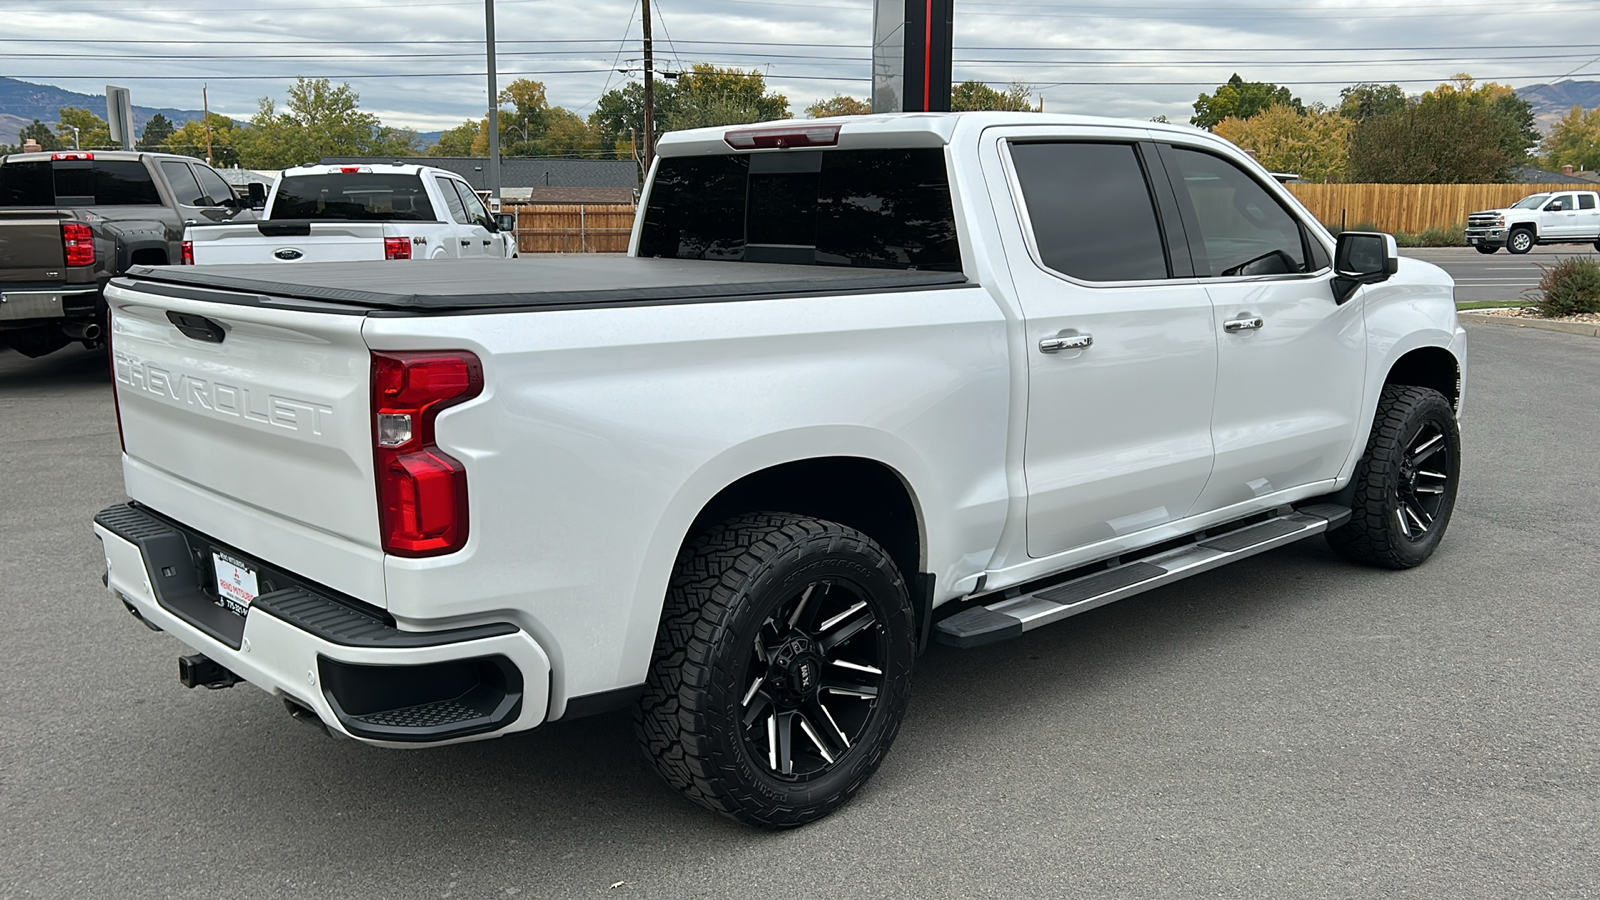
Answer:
[94,113,1466,828]
[1464,189,1600,254]
[181,163,517,265]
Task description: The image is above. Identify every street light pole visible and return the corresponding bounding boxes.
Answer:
[68,125,80,150]
[485,0,501,203]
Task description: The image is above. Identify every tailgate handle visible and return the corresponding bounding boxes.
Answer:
[166,311,226,344]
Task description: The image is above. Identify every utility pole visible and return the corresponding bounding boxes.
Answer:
[202,85,213,164]
[485,0,501,202]
[641,0,654,173]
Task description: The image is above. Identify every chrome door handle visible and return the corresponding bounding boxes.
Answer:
[1224,316,1264,333]
[1039,334,1092,353]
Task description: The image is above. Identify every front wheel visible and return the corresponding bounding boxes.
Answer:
[1327,385,1460,569]
[1507,228,1534,254]
[1475,244,1498,255]
[635,513,915,828]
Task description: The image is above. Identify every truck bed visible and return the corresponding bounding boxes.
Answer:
[119,256,968,313]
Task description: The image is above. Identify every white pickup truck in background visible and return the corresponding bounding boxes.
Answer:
[1465,189,1600,254]
[182,163,518,265]
[95,113,1466,829]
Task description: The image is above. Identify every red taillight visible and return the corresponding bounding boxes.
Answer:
[384,237,412,260]
[371,351,483,557]
[181,240,194,265]
[723,124,841,150]
[62,222,95,267]
[51,151,94,160]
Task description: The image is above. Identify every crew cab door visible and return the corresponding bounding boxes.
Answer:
[1152,141,1366,512]
[1577,193,1600,237]
[158,160,238,225]
[1541,193,1580,238]
[988,130,1218,558]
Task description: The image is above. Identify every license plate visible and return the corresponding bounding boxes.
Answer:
[1467,237,1479,244]
[213,551,259,616]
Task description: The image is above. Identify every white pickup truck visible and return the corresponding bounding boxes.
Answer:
[1465,189,1600,254]
[182,163,518,265]
[93,113,1466,828]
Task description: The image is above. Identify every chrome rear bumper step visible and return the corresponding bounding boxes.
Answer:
[935,504,1351,649]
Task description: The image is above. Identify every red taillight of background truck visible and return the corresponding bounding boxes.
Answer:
[62,222,95,267]
[370,351,483,557]
[384,237,412,260]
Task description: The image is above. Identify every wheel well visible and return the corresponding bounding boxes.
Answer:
[686,457,923,583]
[1385,346,1460,409]
[129,248,168,266]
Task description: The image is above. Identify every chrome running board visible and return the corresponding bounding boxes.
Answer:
[934,504,1351,649]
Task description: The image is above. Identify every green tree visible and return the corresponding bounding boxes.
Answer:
[15,119,61,151]
[589,81,660,153]
[138,113,175,151]
[1192,74,1303,130]
[1348,101,1515,183]
[236,78,417,169]
[429,119,481,157]
[1417,74,1537,165]
[55,107,113,150]
[667,64,790,130]
[951,81,1040,112]
[1542,104,1600,171]
[1338,83,1406,122]
[806,94,870,118]
[163,113,241,168]
[1213,104,1353,183]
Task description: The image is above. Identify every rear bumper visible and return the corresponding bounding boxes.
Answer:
[93,503,551,746]
[0,286,100,324]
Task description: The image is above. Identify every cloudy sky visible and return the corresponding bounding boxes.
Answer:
[4,0,1600,131]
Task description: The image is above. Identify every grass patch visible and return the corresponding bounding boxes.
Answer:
[1456,300,1527,310]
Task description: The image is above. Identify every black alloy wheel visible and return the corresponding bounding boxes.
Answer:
[636,513,915,828]
[1327,385,1460,569]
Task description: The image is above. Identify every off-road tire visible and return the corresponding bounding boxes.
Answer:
[1326,385,1460,569]
[635,512,915,828]
[1507,227,1534,254]
[1474,244,1498,254]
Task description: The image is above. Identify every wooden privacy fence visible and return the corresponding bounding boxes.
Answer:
[507,203,636,253]
[1284,183,1580,234]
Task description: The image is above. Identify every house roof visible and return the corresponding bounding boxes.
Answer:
[318,156,640,191]
[1512,165,1596,185]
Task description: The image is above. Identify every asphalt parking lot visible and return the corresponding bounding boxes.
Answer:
[2,319,1597,899]
[1406,244,1598,303]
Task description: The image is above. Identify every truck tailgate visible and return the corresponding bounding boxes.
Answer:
[187,221,392,265]
[106,279,385,604]
[0,208,68,282]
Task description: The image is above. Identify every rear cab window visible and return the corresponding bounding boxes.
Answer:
[272,172,438,221]
[0,158,161,206]
[639,148,961,271]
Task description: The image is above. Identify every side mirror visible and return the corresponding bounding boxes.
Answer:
[1332,231,1399,304]
[1548,202,1564,212]
[247,183,267,210]
[494,212,516,233]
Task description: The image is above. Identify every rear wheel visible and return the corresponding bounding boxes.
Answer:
[1475,244,1498,255]
[1327,385,1460,569]
[1507,228,1534,254]
[636,513,915,828]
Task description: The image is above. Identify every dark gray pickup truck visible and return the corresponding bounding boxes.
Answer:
[0,150,260,357]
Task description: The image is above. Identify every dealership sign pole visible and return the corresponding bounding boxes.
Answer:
[871,0,954,113]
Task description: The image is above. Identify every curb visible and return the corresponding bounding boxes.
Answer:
[1458,312,1600,338]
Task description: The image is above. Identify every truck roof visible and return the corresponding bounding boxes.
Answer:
[281,163,461,178]
[657,111,1222,156]
[0,149,204,165]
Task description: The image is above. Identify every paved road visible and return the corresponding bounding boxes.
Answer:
[2,325,1597,899]
[1405,244,1600,303]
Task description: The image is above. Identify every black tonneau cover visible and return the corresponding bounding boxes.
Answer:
[121,256,968,312]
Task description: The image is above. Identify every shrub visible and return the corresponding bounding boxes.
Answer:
[1527,257,1600,317]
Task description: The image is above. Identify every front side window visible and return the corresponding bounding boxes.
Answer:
[1008,141,1169,282]
[193,166,236,207]
[1548,194,1576,211]
[638,148,960,270]
[1164,146,1309,278]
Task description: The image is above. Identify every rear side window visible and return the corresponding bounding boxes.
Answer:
[272,173,438,221]
[439,178,470,224]
[1163,147,1308,278]
[639,148,961,271]
[93,161,162,205]
[161,161,206,207]
[1009,141,1169,282]
[1582,195,1597,210]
